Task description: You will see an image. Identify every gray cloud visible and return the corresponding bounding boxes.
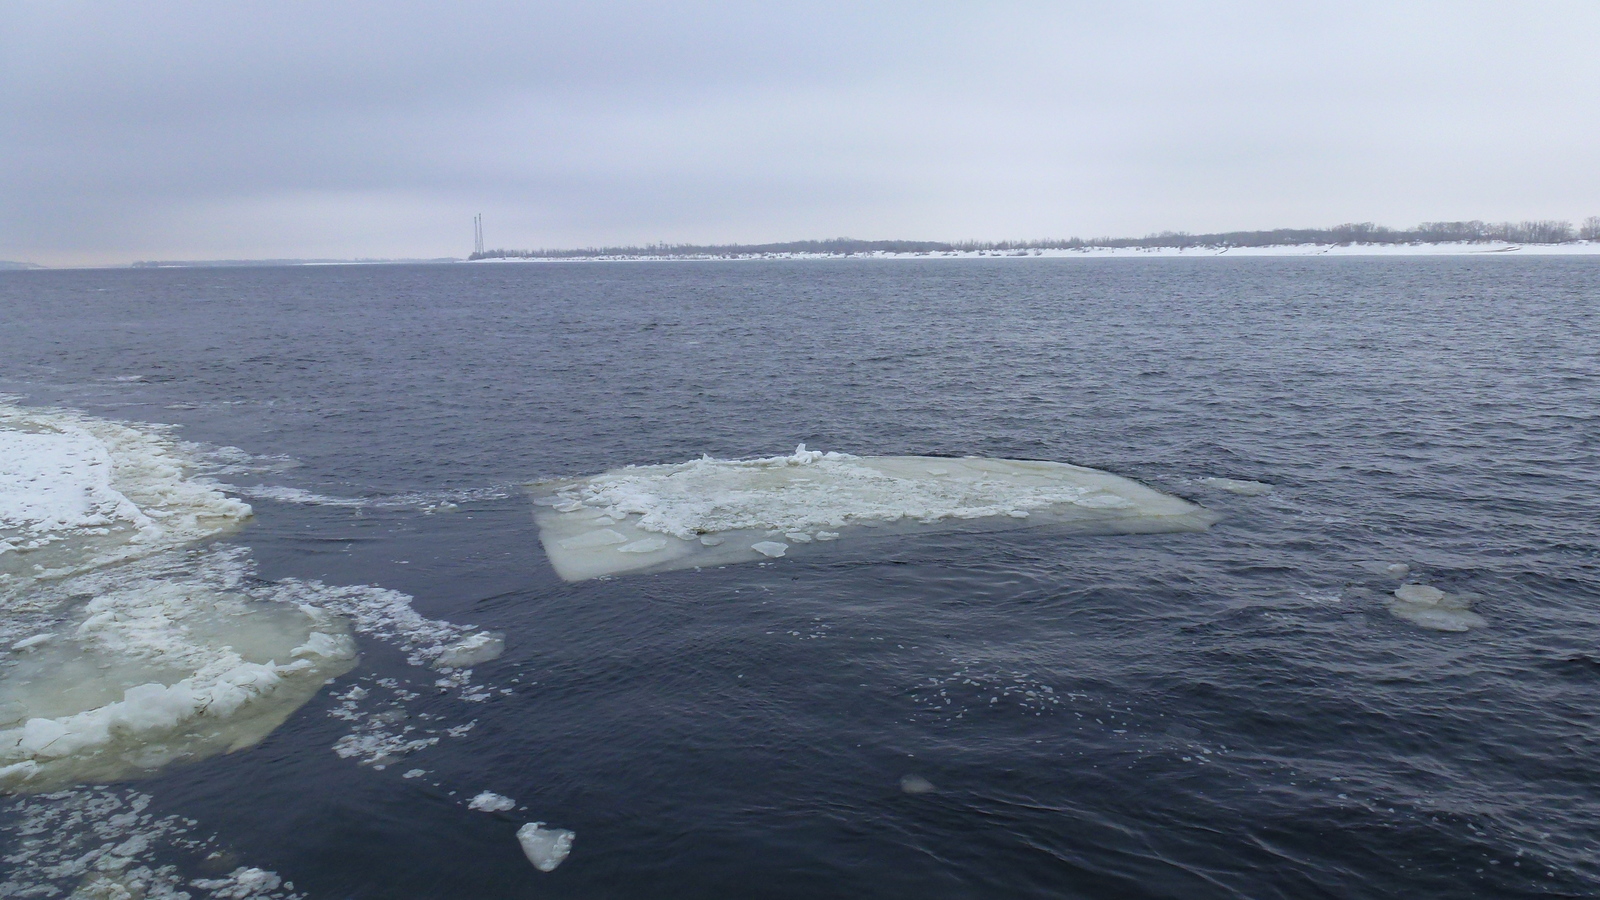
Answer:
[3,1,1598,264]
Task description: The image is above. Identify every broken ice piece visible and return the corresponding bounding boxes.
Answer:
[468,791,516,812]
[517,822,575,872]
[434,632,505,669]
[1389,584,1486,632]
[750,541,788,558]
[899,774,936,794]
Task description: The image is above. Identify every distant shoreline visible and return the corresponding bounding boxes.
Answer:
[470,241,1600,262]
[8,239,1600,272]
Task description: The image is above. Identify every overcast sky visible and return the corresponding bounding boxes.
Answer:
[4,2,1599,265]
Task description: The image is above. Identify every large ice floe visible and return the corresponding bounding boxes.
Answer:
[532,445,1216,580]
[0,547,358,791]
[0,402,360,792]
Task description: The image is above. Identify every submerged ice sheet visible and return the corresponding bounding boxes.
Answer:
[532,446,1215,580]
[1200,476,1273,496]
[1389,583,1487,632]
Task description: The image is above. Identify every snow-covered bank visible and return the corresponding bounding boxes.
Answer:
[472,241,1600,263]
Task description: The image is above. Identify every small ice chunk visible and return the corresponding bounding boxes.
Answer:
[190,867,282,896]
[814,531,840,541]
[784,532,813,543]
[517,822,575,872]
[558,529,628,550]
[1386,563,1411,578]
[750,541,788,558]
[618,538,668,554]
[1390,584,1486,632]
[900,774,936,794]
[402,768,426,779]
[1201,477,1272,496]
[434,631,505,669]
[10,633,54,652]
[698,535,725,546]
[468,791,516,812]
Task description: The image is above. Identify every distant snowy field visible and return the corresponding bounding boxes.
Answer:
[471,241,1600,262]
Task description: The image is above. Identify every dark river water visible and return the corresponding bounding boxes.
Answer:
[1,257,1598,898]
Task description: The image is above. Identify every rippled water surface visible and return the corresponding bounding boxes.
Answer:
[2,258,1598,898]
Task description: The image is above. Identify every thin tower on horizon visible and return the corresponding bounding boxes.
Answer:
[473,214,484,256]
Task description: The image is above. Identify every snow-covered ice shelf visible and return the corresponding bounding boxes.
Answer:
[531,446,1216,581]
[1,401,252,596]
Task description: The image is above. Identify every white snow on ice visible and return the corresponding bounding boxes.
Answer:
[1,401,252,595]
[532,445,1215,580]
[468,790,516,812]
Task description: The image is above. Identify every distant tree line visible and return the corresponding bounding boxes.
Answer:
[470,217,1600,260]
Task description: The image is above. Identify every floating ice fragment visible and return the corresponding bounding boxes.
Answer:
[1389,584,1486,632]
[1201,477,1272,496]
[1360,561,1412,578]
[517,822,575,872]
[189,866,282,898]
[750,541,788,558]
[434,631,505,669]
[468,791,516,812]
[899,774,937,794]
[530,451,1215,580]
